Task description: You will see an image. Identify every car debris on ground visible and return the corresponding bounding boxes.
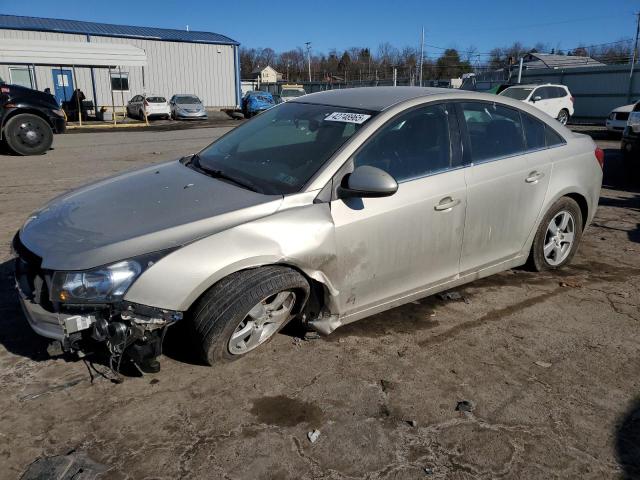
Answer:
[307,429,321,443]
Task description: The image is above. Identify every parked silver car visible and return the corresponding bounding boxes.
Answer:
[170,94,207,120]
[13,87,603,374]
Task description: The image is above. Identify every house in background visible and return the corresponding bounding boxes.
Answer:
[250,65,282,84]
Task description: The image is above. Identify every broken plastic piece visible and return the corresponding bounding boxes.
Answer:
[307,429,320,443]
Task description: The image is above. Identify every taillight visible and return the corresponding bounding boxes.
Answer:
[594,147,604,169]
[570,96,575,103]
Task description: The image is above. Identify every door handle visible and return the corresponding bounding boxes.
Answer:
[434,196,461,211]
[525,171,545,183]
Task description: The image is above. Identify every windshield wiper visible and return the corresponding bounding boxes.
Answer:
[189,154,261,193]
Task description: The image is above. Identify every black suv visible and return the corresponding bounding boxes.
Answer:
[0,79,66,155]
[622,102,640,162]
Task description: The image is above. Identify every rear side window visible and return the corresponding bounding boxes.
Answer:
[545,127,565,147]
[460,102,525,162]
[522,113,546,151]
[554,87,567,98]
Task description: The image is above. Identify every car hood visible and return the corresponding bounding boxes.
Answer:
[19,160,283,270]
[176,103,203,109]
[611,104,636,113]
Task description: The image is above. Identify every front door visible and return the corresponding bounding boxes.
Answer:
[51,68,74,105]
[330,103,467,316]
[457,101,549,273]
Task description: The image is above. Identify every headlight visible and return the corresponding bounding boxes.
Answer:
[50,251,173,304]
[52,109,65,117]
[628,112,640,133]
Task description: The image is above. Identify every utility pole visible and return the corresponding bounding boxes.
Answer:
[419,26,424,87]
[305,42,312,82]
[517,57,524,84]
[628,11,640,102]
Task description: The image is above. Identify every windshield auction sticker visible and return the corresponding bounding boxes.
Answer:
[325,112,371,124]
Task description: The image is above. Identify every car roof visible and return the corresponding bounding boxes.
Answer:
[505,84,568,89]
[292,87,453,112]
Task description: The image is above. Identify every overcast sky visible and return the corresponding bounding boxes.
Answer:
[3,0,638,59]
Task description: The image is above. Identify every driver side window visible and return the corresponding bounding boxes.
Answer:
[353,104,452,182]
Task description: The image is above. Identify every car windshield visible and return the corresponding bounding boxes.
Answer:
[281,89,305,97]
[175,96,200,104]
[147,97,166,103]
[500,87,533,100]
[195,102,375,195]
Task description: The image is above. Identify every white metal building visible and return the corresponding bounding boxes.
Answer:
[0,15,241,109]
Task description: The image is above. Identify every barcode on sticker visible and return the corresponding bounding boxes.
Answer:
[325,112,371,124]
[76,316,91,330]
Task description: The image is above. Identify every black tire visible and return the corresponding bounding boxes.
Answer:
[3,113,53,156]
[190,266,309,365]
[622,143,635,165]
[529,197,583,272]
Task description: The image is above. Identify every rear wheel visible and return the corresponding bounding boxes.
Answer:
[529,197,583,271]
[3,113,53,156]
[557,109,570,125]
[190,266,309,365]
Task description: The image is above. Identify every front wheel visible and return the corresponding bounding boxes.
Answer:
[557,109,570,125]
[529,197,583,271]
[190,266,309,365]
[3,113,54,156]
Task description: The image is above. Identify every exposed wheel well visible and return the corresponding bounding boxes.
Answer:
[4,108,53,127]
[564,193,589,230]
[187,264,330,321]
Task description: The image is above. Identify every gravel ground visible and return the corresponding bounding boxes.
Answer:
[0,127,638,479]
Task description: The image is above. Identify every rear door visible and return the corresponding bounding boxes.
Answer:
[330,103,467,315]
[456,101,549,273]
[532,87,556,117]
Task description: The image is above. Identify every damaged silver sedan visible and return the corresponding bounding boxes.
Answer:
[13,87,603,373]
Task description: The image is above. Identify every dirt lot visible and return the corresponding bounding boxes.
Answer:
[0,128,639,479]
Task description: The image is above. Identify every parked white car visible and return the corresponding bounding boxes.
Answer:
[280,85,306,102]
[126,95,171,120]
[605,103,637,134]
[500,84,574,125]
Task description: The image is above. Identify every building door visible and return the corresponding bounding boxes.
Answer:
[52,68,74,105]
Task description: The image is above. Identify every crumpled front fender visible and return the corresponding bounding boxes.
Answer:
[124,202,338,312]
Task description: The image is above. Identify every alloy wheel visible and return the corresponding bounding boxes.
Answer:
[228,291,296,355]
[544,210,575,266]
[558,110,569,125]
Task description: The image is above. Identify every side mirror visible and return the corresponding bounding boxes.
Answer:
[338,166,398,199]
[532,95,542,102]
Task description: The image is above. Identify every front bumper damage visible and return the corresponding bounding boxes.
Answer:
[13,237,183,373]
